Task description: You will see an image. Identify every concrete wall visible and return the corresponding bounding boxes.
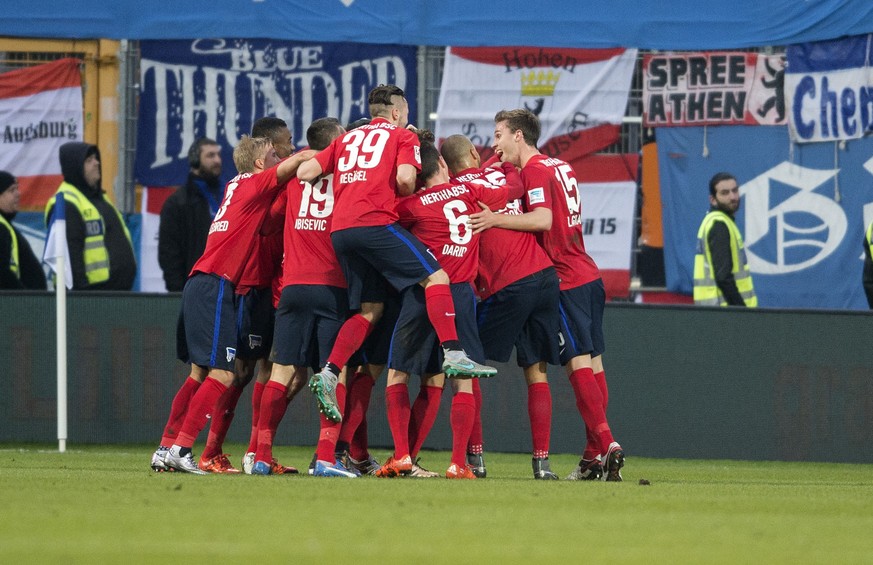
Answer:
[2,293,871,462]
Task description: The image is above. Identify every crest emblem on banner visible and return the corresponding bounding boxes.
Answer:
[742,162,846,274]
[519,69,560,117]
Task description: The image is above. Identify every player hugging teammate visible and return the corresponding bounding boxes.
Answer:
[151,85,624,482]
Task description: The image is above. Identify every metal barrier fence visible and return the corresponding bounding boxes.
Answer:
[2,292,871,463]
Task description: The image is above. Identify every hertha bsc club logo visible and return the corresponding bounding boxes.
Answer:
[226,347,236,363]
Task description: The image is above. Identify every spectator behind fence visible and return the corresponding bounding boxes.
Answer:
[44,142,136,291]
[158,137,223,292]
[0,171,47,290]
[693,172,757,307]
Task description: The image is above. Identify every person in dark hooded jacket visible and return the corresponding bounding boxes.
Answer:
[0,171,47,290]
[44,142,136,290]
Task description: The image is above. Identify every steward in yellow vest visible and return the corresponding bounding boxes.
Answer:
[44,143,136,290]
[693,172,757,307]
[0,171,47,290]
[862,220,873,308]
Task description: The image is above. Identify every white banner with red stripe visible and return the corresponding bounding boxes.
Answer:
[435,46,637,160]
[435,47,638,298]
[140,186,175,292]
[0,58,83,210]
[575,154,638,299]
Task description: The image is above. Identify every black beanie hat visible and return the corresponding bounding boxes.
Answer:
[0,171,16,195]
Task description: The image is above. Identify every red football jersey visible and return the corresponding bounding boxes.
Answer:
[313,117,421,232]
[236,230,283,295]
[522,154,601,290]
[452,166,553,299]
[396,171,516,284]
[190,167,282,286]
[281,175,346,288]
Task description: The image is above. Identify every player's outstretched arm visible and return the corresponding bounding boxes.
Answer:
[470,205,551,234]
[296,154,323,184]
[278,149,318,185]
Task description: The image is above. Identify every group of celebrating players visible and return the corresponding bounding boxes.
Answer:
[149,84,625,481]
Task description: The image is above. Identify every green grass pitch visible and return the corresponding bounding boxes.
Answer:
[1,444,872,563]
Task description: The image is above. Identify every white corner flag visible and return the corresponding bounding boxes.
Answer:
[43,192,73,290]
[43,191,70,453]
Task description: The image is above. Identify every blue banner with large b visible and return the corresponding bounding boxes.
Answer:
[659,125,873,309]
[135,39,417,187]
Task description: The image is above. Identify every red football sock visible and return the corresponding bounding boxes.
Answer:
[569,367,614,457]
[450,392,476,467]
[582,427,600,461]
[527,382,552,459]
[160,376,201,447]
[174,377,228,449]
[254,381,289,464]
[467,378,484,453]
[202,382,244,460]
[408,385,443,458]
[385,383,411,457]
[349,418,369,461]
[338,371,374,446]
[326,314,374,369]
[424,284,459,344]
[316,382,347,462]
[594,369,609,412]
[247,381,266,453]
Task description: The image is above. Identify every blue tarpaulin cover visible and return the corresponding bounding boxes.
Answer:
[2,0,872,49]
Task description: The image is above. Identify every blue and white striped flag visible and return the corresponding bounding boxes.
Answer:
[43,192,73,290]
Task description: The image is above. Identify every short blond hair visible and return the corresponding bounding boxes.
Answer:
[233,135,273,173]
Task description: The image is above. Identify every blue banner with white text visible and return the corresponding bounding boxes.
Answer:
[135,39,417,187]
[785,34,873,143]
[658,125,873,309]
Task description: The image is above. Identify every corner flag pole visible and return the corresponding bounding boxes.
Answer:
[56,241,67,454]
[48,192,68,453]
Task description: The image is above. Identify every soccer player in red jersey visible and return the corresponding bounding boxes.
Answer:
[201,117,298,475]
[443,134,562,480]
[297,85,496,424]
[329,117,386,476]
[375,135,524,479]
[151,119,301,475]
[160,136,315,474]
[478,108,625,481]
[234,117,303,476]
[249,117,358,478]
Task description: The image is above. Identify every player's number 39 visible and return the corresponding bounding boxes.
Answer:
[337,129,390,172]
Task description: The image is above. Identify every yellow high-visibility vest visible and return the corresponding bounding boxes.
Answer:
[0,214,19,278]
[866,221,873,261]
[693,210,757,307]
[44,182,132,286]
